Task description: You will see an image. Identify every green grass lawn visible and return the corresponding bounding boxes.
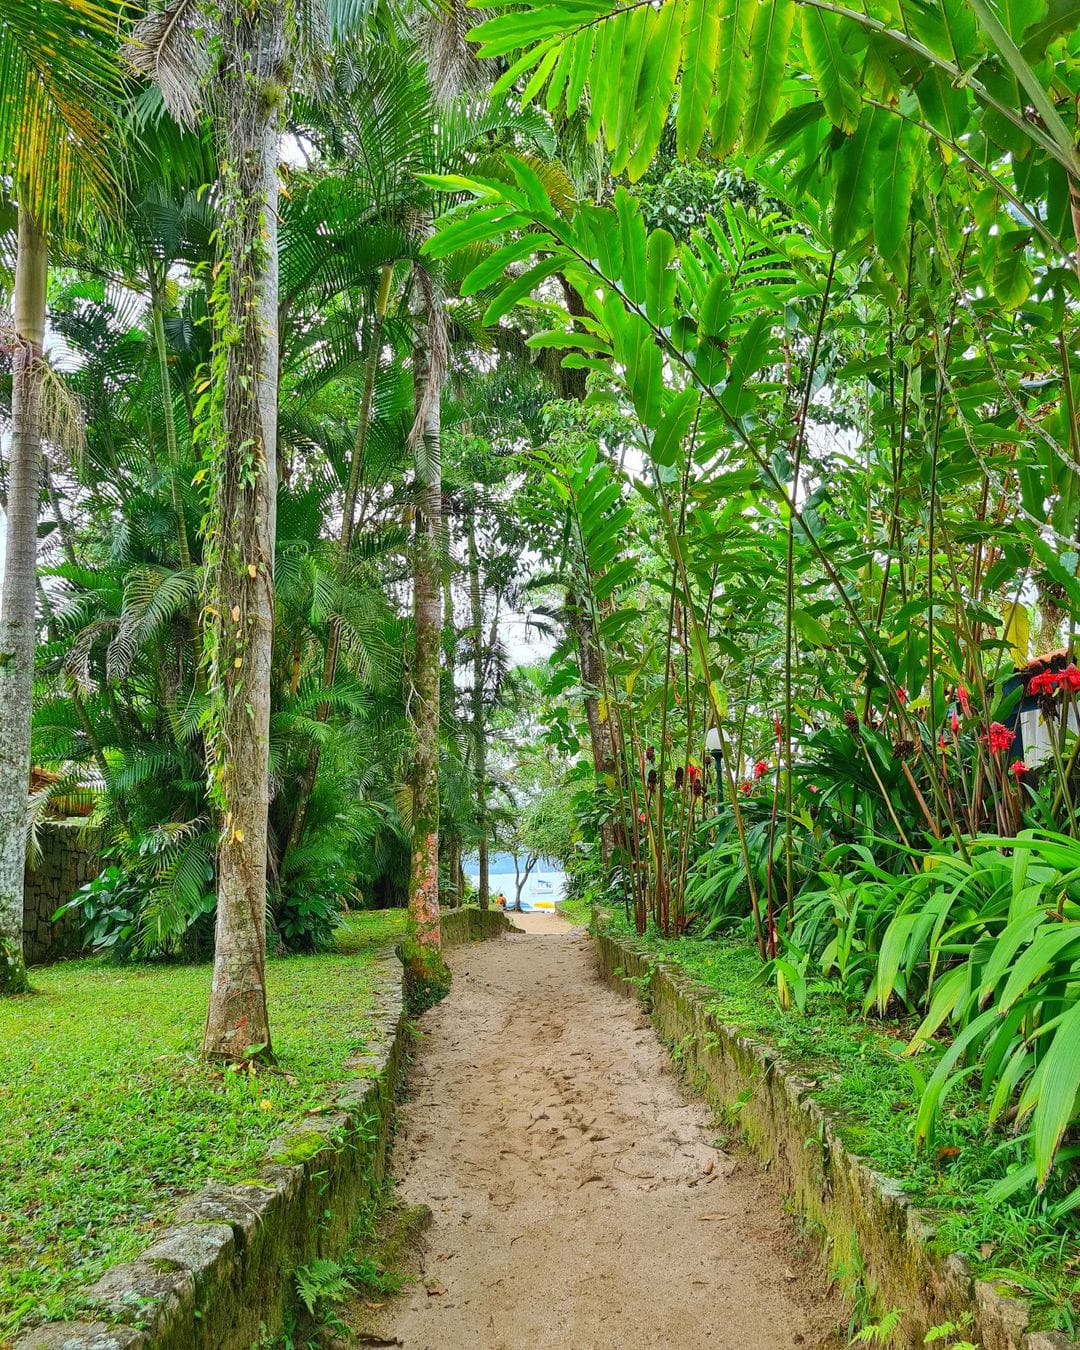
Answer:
[0,908,406,1338]
[600,908,1080,1335]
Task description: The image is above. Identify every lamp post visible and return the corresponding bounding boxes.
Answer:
[705,726,723,812]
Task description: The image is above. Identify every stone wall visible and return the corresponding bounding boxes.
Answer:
[440,904,519,946]
[14,955,409,1350]
[593,915,1072,1350]
[13,908,514,1350]
[23,821,101,964]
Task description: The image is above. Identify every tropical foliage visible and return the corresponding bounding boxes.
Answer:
[413,0,1080,1218]
[3,0,1080,1318]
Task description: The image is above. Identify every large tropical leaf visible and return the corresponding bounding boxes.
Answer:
[0,0,124,225]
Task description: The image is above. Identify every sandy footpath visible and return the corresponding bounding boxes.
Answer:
[353,923,840,1349]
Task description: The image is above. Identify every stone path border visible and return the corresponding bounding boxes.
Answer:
[14,907,514,1350]
[593,913,1075,1350]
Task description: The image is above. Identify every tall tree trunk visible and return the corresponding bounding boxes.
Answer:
[406,270,445,962]
[467,508,489,909]
[282,261,394,859]
[445,834,461,908]
[202,0,286,1060]
[566,589,619,869]
[440,511,460,906]
[0,208,46,996]
[148,256,192,569]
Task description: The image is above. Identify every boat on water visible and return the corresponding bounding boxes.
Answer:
[464,853,566,912]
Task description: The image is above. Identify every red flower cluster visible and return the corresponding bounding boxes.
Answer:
[739,781,752,795]
[1010,759,1026,780]
[753,759,769,780]
[1029,664,1080,695]
[982,721,1015,754]
[958,684,972,717]
[686,763,701,784]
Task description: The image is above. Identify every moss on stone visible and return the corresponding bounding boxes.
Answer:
[267,1131,330,1168]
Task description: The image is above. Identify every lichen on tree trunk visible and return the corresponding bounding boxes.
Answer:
[0,209,47,997]
[403,263,449,1003]
[200,0,286,1061]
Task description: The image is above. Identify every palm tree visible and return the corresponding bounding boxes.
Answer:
[404,11,508,968]
[126,0,418,1057]
[125,0,292,1055]
[466,502,489,909]
[283,40,549,972]
[0,0,122,994]
[30,260,417,960]
[406,259,446,957]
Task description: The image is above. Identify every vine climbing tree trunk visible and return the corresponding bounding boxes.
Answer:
[0,208,46,996]
[201,0,286,1061]
[467,507,489,910]
[405,267,446,971]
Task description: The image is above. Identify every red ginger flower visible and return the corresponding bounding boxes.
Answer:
[753,759,769,780]
[983,721,1015,754]
[950,710,960,733]
[739,781,752,795]
[1027,666,1080,694]
[958,684,972,717]
[896,686,907,704]
[686,762,700,783]
[1010,759,1026,780]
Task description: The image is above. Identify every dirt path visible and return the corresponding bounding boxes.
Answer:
[355,925,840,1349]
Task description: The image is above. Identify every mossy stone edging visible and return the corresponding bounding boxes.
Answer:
[592,914,1074,1350]
[14,953,405,1350]
[440,905,519,945]
[13,909,514,1350]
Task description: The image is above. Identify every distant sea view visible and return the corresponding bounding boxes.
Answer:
[463,852,566,910]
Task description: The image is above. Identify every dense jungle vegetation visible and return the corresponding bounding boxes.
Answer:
[4,0,1080,1331]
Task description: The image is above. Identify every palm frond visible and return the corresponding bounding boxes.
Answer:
[123,0,207,131]
[0,0,125,225]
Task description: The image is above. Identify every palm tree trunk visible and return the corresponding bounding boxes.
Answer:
[0,209,46,995]
[202,0,286,1060]
[445,833,461,908]
[440,517,460,905]
[567,589,619,869]
[467,509,489,909]
[282,260,394,861]
[147,256,192,569]
[406,275,444,960]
